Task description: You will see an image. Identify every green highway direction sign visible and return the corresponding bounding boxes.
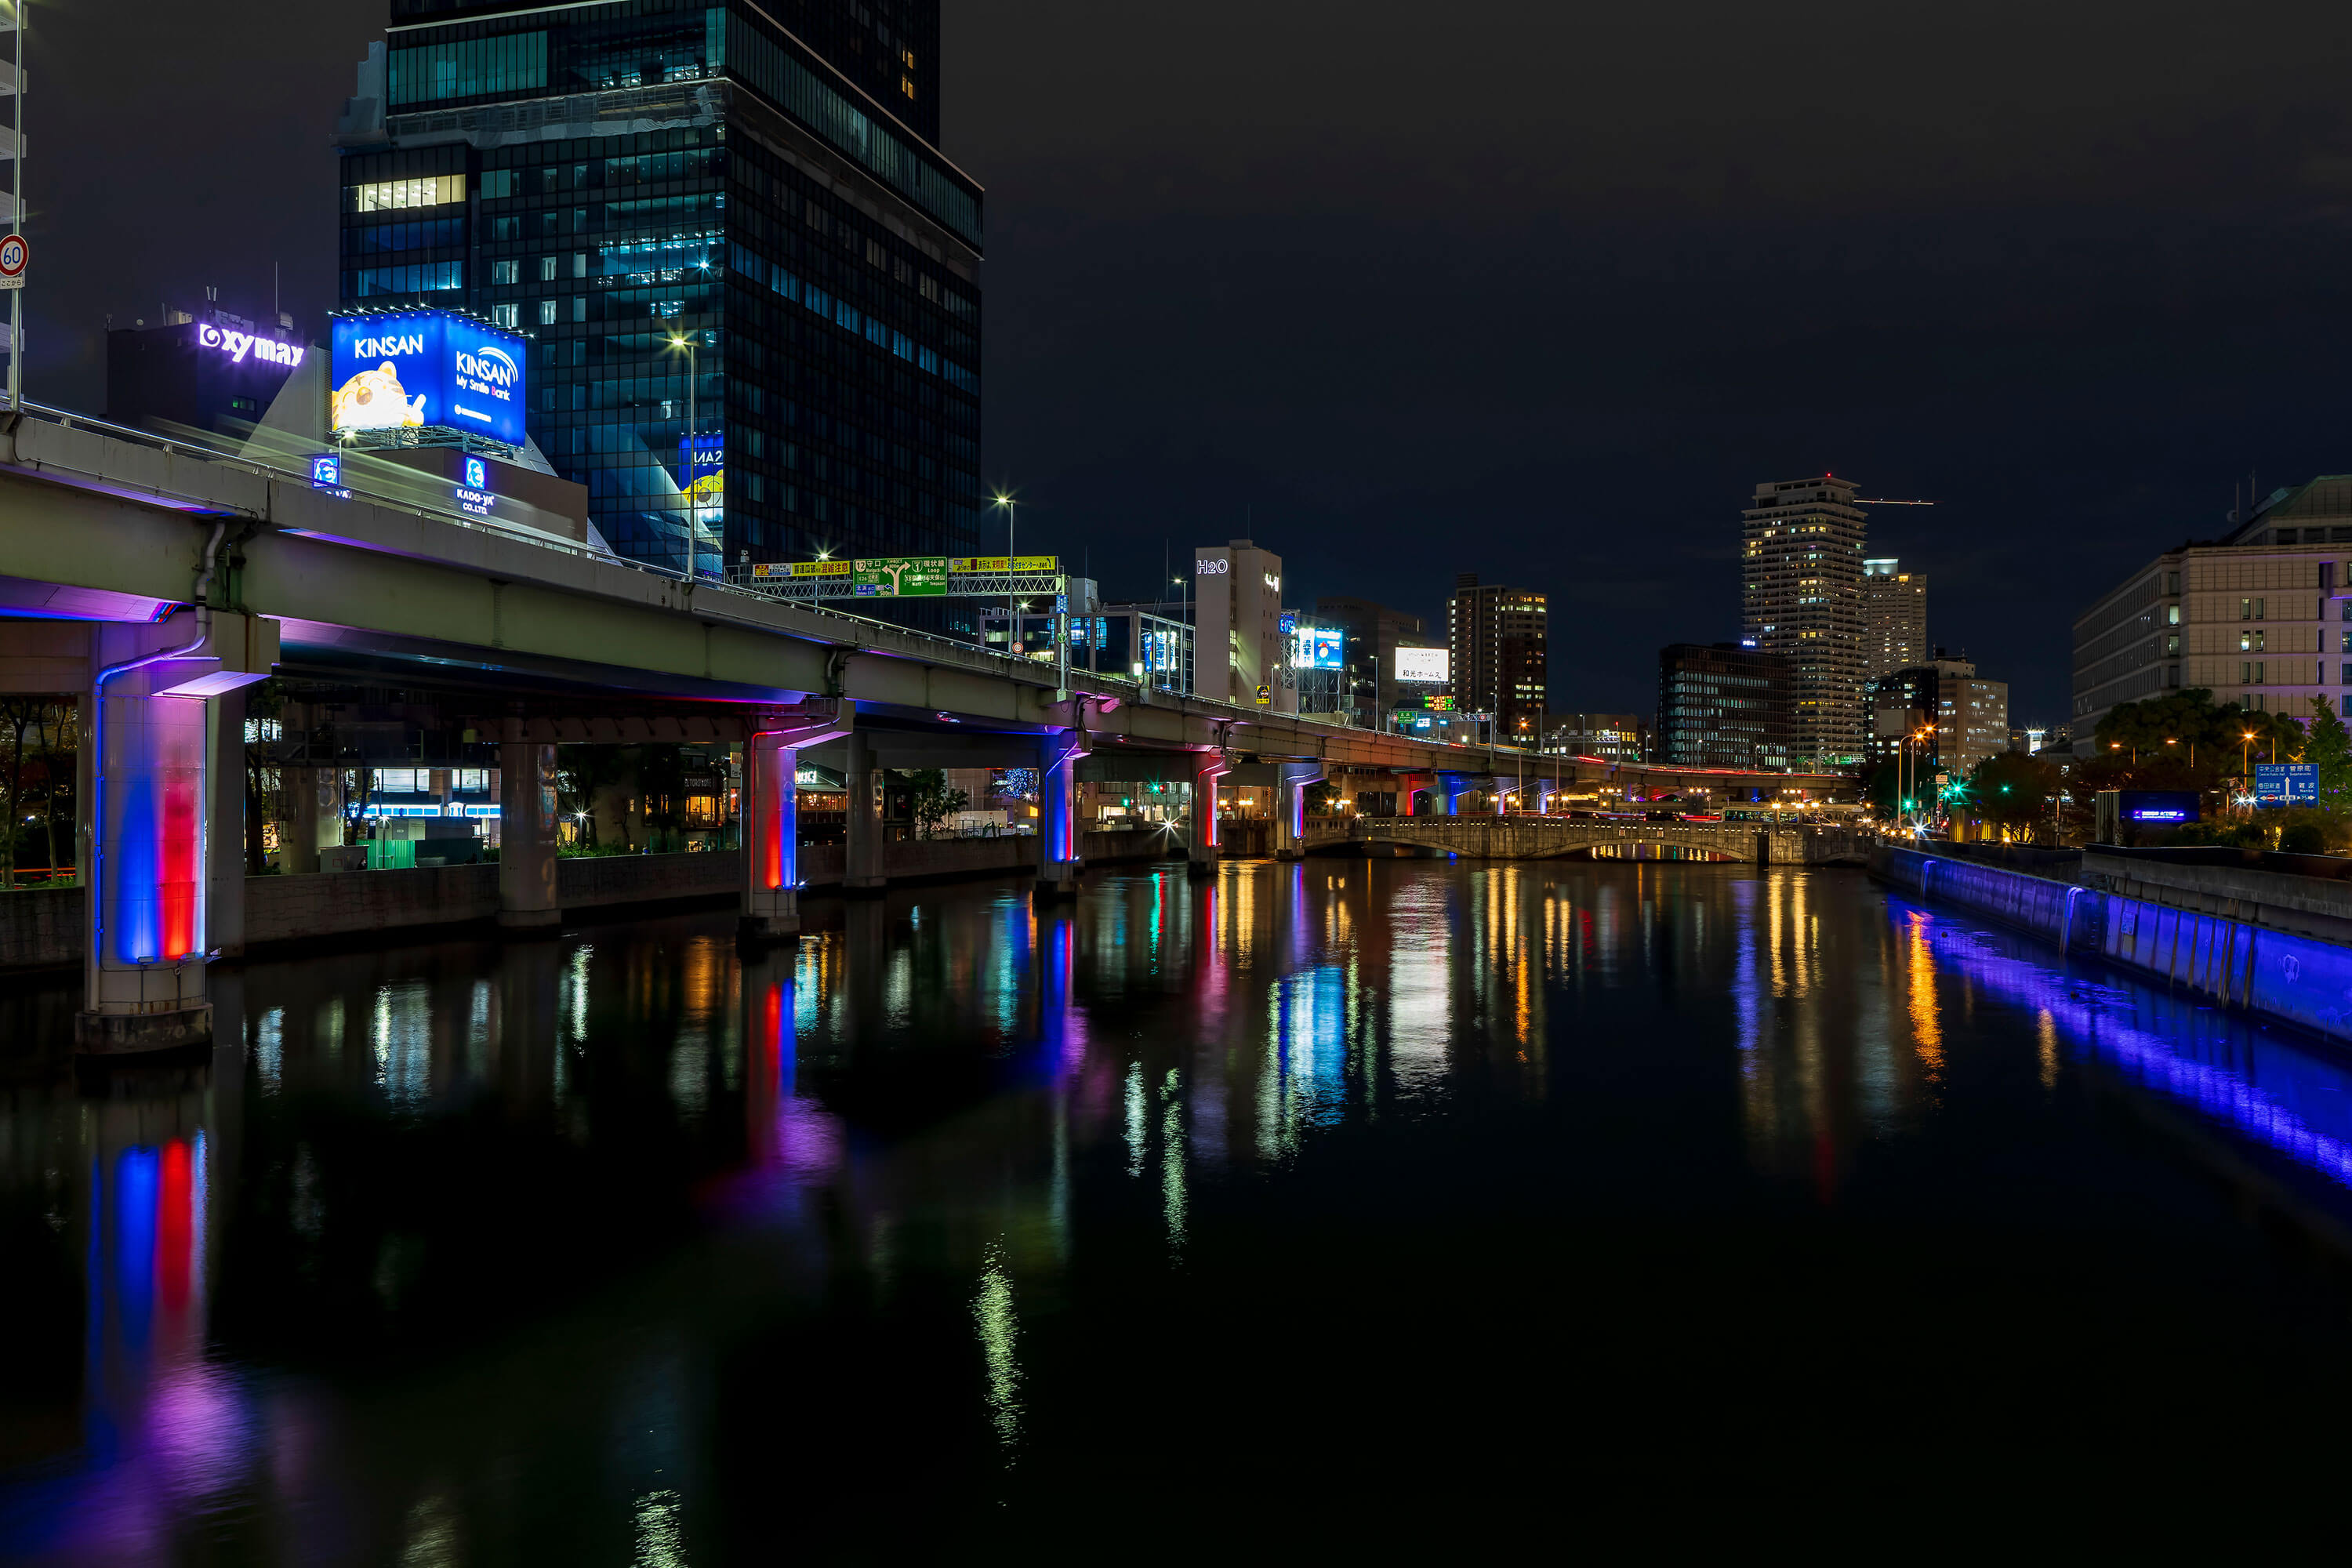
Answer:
[853,557,949,597]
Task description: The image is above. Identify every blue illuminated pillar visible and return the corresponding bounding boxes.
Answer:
[740,706,851,942]
[1273,760,1322,861]
[1036,731,1083,901]
[79,625,215,1054]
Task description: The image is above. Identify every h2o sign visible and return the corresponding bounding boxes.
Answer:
[1196,557,1229,575]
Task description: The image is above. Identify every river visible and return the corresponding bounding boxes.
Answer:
[8,858,2352,1559]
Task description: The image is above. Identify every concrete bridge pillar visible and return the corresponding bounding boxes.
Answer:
[498,738,561,933]
[1439,772,1473,816]
[1035,730,1085,901]
[1490,775,1508,816]
[1187,752,1229,878]
[207,689,247,960]
[1530,779,1556,815]
[844,730,887,894]
[285,766,339,875]
[1396,771,1427,817]
[739,706,851,943]
[76,623,218,1054]
[1272,761,1323,861]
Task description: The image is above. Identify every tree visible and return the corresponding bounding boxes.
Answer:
[1305,779,1342,816]
[1967,751,2064,832]
[907,768,969,840]
[2307,695,2352,815]
[1862,760,1903,821]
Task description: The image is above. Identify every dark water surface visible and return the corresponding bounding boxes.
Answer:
[10,859,2352,1560]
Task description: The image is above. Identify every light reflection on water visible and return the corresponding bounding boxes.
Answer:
[9,861,2352,1556]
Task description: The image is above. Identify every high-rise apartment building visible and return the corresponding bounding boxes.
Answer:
[1861,557,1928,677]
[1192,541,1292,710]
[1866,655,2009,779]
[1446,574,1548,742]
[1657,643,1791,771]
[1742,476,1867,769]
[331,0,984,598]
[2072,475,2352,752]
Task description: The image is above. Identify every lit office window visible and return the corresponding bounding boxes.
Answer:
[348,175,465,212]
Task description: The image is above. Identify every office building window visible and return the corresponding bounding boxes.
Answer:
[492,303,519,328]
[539,299,557,325]
[347,174,464,212]
[389,31,548,107]
[492,260,518,285]
[539,256,559,282]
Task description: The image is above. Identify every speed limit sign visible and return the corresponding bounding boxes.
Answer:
[0,234,25,290]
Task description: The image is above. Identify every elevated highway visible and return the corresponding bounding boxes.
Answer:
[0,404,1853,1050]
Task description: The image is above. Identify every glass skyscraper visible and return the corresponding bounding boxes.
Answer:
[332,0,981,611]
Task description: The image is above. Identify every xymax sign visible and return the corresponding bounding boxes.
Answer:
[198,324,304,368]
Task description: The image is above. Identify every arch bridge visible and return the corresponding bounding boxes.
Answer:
[1310,815,1868,866]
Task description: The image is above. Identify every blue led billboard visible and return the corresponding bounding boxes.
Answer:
[330,310,528,448]
[2119,789,2201,824]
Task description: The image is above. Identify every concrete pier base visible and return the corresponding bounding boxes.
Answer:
[76,1003,213,1055]
[738,910,803,943]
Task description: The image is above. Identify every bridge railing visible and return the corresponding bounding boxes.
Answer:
[0,405,1597,762]
[3,402,1116,681]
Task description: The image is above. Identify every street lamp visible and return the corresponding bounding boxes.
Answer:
[993,492,1018,657]
[665,331,699,565]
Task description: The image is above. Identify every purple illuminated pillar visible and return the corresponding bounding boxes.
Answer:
[79,630,212,1054]
[1035,731,1083,901]
[1273,760,1321,861]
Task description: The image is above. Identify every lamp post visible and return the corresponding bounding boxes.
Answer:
[665,332,699,568]
[993,492,1017,657]
[5,0,18,412]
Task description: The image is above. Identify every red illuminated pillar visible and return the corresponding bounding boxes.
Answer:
[79,626,213,1054]
[741,704,851,942]
[1187,750,1229,879]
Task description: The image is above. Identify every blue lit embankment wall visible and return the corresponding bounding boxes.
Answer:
[1873,844,2352,1050]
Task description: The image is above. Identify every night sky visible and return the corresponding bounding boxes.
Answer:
[31,2,2352,722]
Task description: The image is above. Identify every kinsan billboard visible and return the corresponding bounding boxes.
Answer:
[1395,646,1450,684]
[330,310,528,448]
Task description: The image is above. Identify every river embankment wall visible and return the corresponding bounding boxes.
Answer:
[1872,844,2352,1050]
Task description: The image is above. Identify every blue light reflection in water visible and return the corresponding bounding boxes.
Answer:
[1890,896,2352,1190]
[20,866,2352,1559]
